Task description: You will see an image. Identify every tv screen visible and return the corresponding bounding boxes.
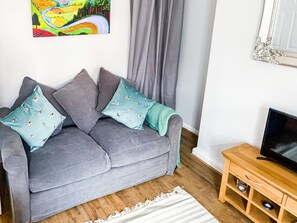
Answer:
[261,108,297,173]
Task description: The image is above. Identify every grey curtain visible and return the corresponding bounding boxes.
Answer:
[128,0,185,109]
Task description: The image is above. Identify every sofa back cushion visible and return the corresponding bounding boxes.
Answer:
[53,69,100,134]
[0,107,11,118]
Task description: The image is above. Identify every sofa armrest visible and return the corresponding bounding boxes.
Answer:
[166,114,183,175]
[0,124,30,223]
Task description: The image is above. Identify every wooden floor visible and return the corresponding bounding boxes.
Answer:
[0,129,251,223]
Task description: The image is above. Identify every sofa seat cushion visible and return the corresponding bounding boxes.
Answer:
[89,118,170,167]
[29,127,111,193]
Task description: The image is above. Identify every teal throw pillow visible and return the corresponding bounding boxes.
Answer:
[102,79,155,130]
[0,85,66,152]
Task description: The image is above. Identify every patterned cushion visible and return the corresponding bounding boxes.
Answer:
[96,67,137,119]
[0,85,65,152]
[11,76,74,128]
[102,79,155,130]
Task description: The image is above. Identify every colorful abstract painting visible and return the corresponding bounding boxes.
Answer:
[31,0,110,37]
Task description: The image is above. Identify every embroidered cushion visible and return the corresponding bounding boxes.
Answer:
[102,79,155,130]
[11,76,74,128]
[96,68,137,118]
[0,85,66,152]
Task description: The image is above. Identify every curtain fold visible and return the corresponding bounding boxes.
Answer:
[128,0,185,109]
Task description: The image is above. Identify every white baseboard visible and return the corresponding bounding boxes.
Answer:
[182,123,199,135]
[192,147,224,173]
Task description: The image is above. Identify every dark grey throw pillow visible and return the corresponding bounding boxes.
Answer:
[53,69,100,133]
[0,107,11,128]
[10,77,75,136]
[96,67,137,118]
[0,107,11,118]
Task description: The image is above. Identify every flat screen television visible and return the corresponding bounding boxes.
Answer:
[260,108,297,173]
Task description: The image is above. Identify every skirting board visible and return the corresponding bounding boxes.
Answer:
[192,147,224,173]
[183,123,199,135]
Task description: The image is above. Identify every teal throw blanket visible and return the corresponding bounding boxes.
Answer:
[145,103,181,167]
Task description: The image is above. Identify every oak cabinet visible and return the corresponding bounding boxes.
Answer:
[219,144,297,223]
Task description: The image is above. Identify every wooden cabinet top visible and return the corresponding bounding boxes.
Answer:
[222,143,297,200]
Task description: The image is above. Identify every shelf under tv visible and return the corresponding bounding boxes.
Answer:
[219,143,297,223]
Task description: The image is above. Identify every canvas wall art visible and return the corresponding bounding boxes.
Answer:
[31,0,110,37]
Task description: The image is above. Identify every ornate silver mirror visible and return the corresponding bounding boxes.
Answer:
[253,0,297,67]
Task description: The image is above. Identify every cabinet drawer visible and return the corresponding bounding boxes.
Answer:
[229,163,283,203]
[285,197,297,215]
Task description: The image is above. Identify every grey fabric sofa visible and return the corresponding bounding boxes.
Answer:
[0,106,182,223]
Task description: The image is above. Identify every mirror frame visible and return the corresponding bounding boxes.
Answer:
[253,0,297,67]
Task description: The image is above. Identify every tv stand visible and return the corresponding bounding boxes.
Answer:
[219,144,297,223]
[256,156,273,161]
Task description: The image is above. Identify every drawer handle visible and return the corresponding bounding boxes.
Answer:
[245,175,263,186]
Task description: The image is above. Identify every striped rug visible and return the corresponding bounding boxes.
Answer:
[85,186,219,223]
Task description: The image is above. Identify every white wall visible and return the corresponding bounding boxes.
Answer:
[176,0,217,133]
[194,0,297,172]
[0,0,130,107]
